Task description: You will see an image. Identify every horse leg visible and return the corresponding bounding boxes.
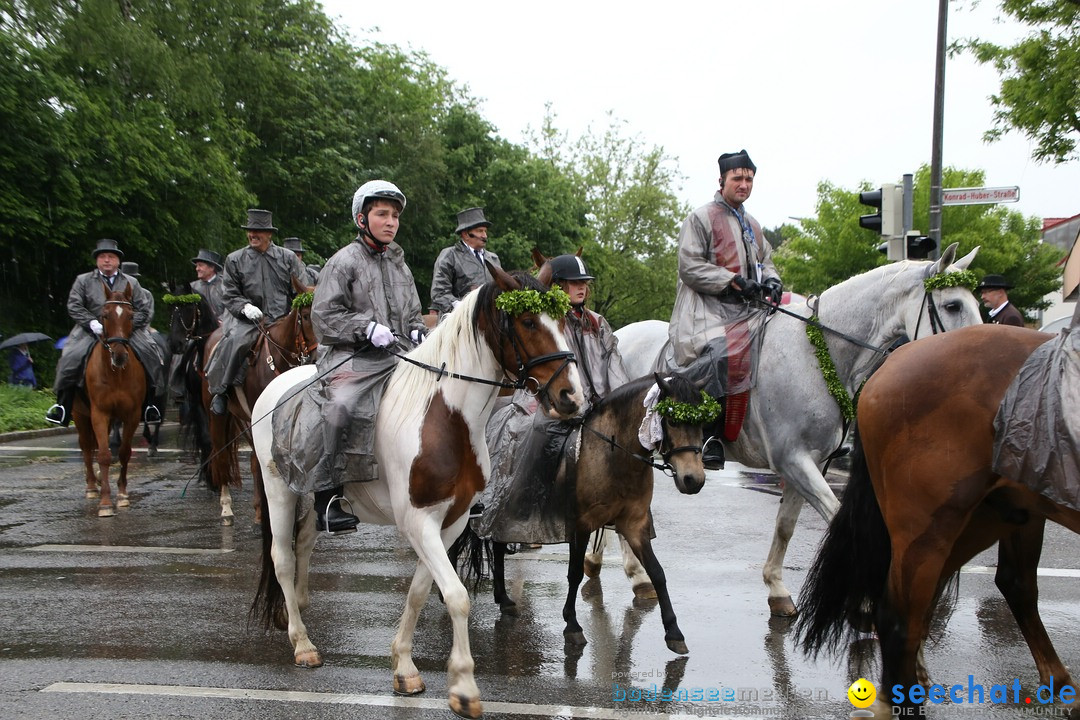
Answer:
[92,412,115,517]
[115,417,138,508]
[294,502,318,613]
[219,484,234,526]
[763,483,804,616]
[562,529,589,646]
[76,418,99,499]
[265,484,320,667]
[583,528,606,578]
[391,560,433,697]
[616,531,655,600]
[620,522,687,654]
[492,541,516,612]
[995,517,1076,688]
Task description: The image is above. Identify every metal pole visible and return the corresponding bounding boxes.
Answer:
[928,0,948,258]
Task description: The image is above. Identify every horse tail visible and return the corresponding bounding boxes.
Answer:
[250,485,287,632]
[447,521,491,595]
[795,425,891,658]
[207,411,241,490]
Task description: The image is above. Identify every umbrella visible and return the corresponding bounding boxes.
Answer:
[0,332,53,351]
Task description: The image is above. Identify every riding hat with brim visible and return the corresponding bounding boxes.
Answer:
[121,262,140,276]
[190,249,224,270]
[548,254,595,282]
[283,237,305,253]
[455,207,493,234]
[91,238,124,260]
[977,274,1013,290]
[241,209,277,232]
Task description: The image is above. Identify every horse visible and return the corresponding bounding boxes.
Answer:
[167,286,219,492]
[794,320,1079,717]
[73,282,146,518]
[203,275,316,526]
[459,373,709,654]
[249,269,584,719]
[108,328,170,458]
[591,243,984,615]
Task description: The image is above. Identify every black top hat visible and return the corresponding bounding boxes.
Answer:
[283,237,305,253]
[977,274,1013,290]
[91,238,124,260]
[241,209,277,232]
[190,248,224,270]
[718,149,757,175]
[454,207,492,234]
[121,261,140,276]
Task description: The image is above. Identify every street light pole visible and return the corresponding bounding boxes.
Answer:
[928,0,948,258]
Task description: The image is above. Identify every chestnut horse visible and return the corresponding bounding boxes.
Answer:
[74,282,146,518]
[796,321,1080,717]
[203,276,316,526]
[250,269,583,718]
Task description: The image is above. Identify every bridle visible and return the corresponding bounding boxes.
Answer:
[255,308,318,373]
[499,312,576,405]
[913,290,953,338]
[580,396,703,478]
[173,303,206,341]
[99,299,134,366]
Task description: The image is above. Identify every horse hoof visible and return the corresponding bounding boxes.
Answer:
[85,490,100,499]
[98,506,115,518]
[583,558,602,578]
[250,522,262,537]
[449,692,483,719]
[563,630,587,646]
[221,515,234,527]
[147,447,157,459]
[294,650,323,668]
[667,638,689,655]
[768,596,799,617]
[393,673,425,696]
[632,582,657,600]
[499,600,519,617]
[117,495,130,508]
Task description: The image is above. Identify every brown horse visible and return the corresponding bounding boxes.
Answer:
[796,322,1080,717]
[203,275,317,526]
[74,282,146,518]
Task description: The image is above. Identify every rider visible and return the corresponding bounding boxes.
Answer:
[667,149,783,470]
[189,248,226,322]
[206,209,309,416]
[283,237,321,285]
[430,207,502,317]
[308,180,428,534]
[46,239,165,426]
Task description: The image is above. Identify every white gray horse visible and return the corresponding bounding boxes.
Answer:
[587,243,983,615]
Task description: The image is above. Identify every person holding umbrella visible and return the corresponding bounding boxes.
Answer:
[1,333,51,387]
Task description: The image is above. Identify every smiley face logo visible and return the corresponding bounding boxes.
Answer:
[847,678,876,709]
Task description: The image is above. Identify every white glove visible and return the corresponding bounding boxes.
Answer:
[242,303,263,322]
[366,321,394,348]
[89,320,103,336]
[410,329,425,345]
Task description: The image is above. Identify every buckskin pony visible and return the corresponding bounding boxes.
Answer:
[250,268,583,718]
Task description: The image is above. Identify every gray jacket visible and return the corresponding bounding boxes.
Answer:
[190,276,225,322]
[668,193,779,367]
[565,307,630,406]
[430,241,502,314]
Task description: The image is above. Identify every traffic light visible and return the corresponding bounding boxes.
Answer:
[906,233,937,259]
[859,183,903,238]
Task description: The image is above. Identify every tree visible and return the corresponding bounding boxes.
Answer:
[956,0,1080,163]
[774,165,1060,319]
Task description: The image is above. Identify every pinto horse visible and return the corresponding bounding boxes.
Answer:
[250,269,583,719]
[460,373,708,654]
[590,243,984,615]
[74,283,146,518]
[203,276,316,526]
[795,321,1080,717]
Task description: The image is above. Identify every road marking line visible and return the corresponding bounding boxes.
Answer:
[0,445,182,454]
[963,565,1080,579]
[28,544,233,555]
[42,681,752,719]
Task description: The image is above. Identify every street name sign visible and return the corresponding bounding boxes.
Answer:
[942,186,1020,206]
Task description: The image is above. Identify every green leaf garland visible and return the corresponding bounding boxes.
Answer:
[163,293,202,306]
[654,391,722,426]
[923,270,978,293]
[291,291,314,310]
[806,318,855,422]
[495,287,572,318]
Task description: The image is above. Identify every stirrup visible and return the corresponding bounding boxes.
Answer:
[317,494,359,536]
[45,404,67,426]
[144,405,162,425]
[701,435,725,470]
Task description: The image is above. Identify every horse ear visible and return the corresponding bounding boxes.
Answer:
[123,283,134,300]
[927,242,959,276]
[575,246,583,258]
[290,275,309,295]
[952,245,980,270]
[653,372,672,396]
[491,262,521,292]
[530,247,548,270]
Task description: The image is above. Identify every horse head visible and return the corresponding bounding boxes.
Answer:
[100,281,136,370]
[478,264,584,419]
[288,275,318,363]
[167,281,214,353]
[652,373,709,495]
[908,241,983,340]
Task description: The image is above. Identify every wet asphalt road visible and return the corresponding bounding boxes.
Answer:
[1,425,1079,719]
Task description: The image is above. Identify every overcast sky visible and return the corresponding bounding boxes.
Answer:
[320,0,1080,231]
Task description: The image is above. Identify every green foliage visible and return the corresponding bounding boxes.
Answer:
[774,165,1060,321]
[0,385,55,433]
[495,288,572,319]
[654,391,722,427]
[955,0,1080,163]
[806,319,856,422]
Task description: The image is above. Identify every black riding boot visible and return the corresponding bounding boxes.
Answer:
[45,388,74,427]
[314,486,359,535]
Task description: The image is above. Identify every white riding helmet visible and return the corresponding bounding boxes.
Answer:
[352,180,406,227]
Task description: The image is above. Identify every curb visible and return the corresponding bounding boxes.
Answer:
[0,426,77,445]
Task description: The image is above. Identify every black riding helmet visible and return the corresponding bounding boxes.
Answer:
[548,255,595,282]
